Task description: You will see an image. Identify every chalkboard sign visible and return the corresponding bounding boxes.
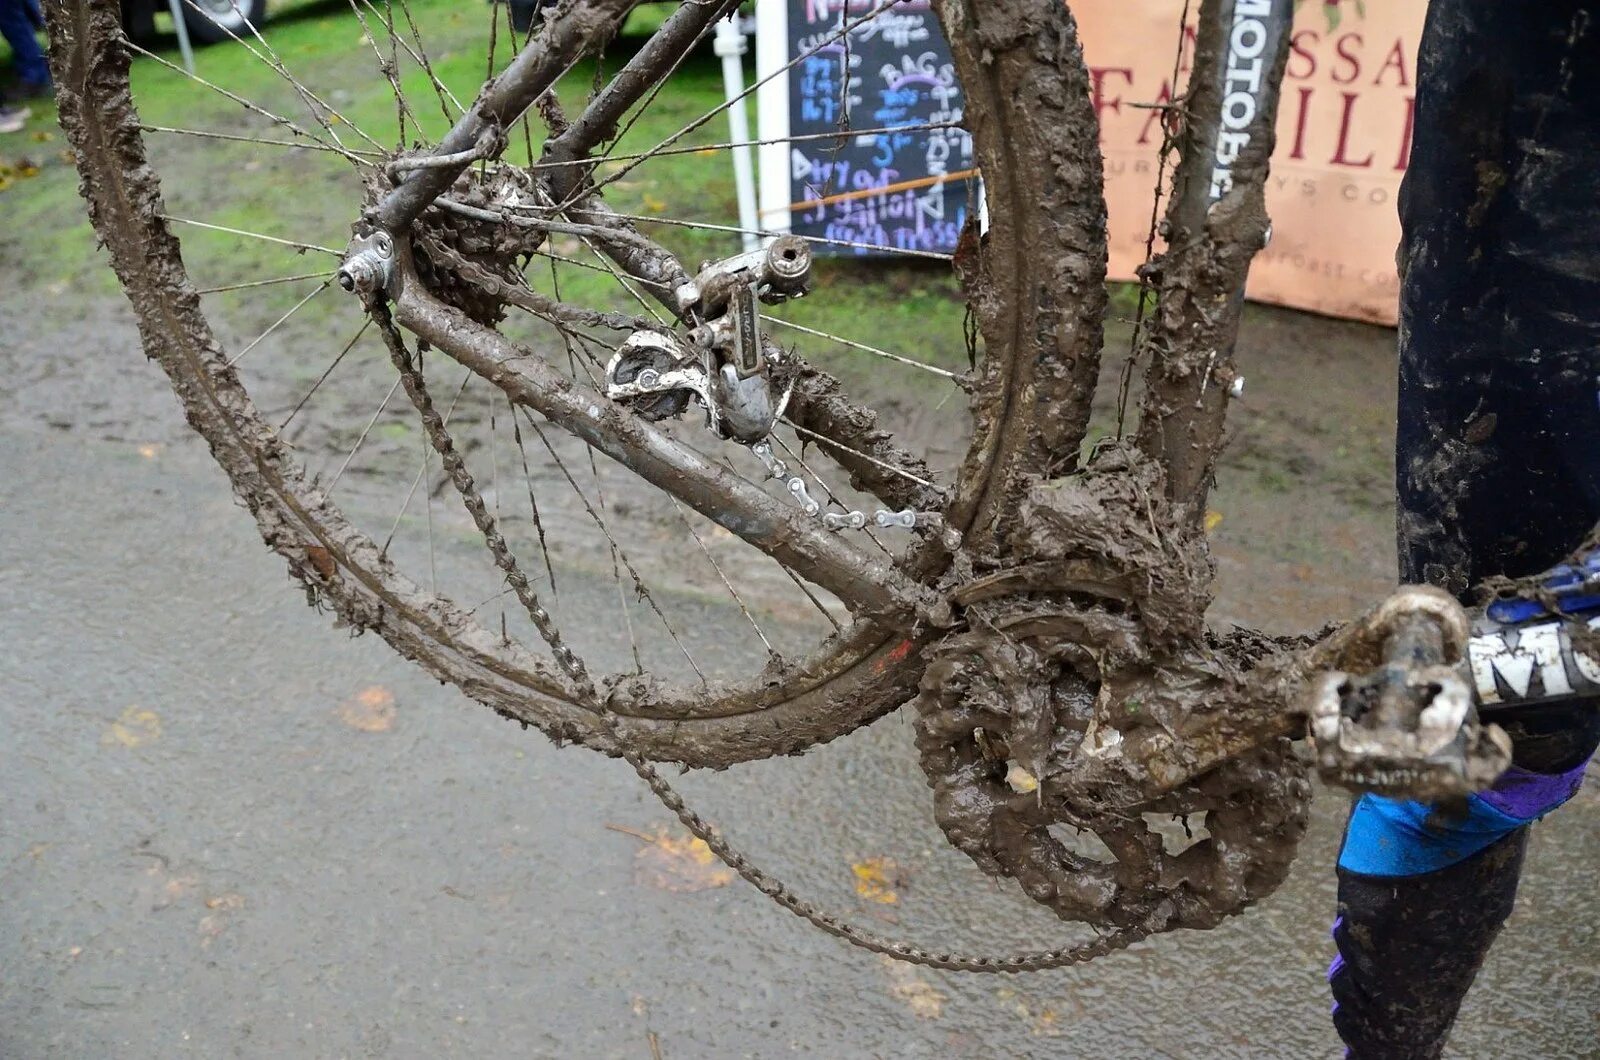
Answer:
[754,0,976,256]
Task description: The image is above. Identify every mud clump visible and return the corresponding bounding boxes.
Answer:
[915,445,1309,933]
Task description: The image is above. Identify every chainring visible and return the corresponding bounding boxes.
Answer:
[914,446,1312,932]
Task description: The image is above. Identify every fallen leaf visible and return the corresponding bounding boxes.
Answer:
[104,706,162,748]
[852,857,902,904]
[337,685,395,732]
[1004,762,1038,795]
[994,985,1076,1037]
[1204,509,1224,532]
[882,956,945,1019]
[616,824,734,893]
[197,895,245,947]
[136,443,162,459]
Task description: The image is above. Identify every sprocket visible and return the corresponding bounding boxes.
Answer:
[365,164,536,327]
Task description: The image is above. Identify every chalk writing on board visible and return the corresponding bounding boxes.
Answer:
[786,0,975,255]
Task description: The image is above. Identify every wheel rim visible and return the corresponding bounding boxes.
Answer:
[47,0,1072,767]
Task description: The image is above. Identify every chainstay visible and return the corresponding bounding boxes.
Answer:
[371,305,1159,972]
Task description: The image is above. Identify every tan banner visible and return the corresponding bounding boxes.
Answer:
[1077,0,1424,325]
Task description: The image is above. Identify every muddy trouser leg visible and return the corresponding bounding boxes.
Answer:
[1328,1,1600,1057]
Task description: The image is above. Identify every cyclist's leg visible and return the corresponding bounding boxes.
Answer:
[1329,1,1600,1055]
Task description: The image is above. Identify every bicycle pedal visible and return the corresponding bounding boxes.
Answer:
[1309,590,1511,799]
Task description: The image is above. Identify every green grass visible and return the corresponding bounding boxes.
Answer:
[2,0,977,393]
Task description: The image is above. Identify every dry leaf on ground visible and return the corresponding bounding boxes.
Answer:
[104,706,161,748]
[337,685,396,732]
[851,856,903,904]
[881,956,945,1019]
[611,824,734,893]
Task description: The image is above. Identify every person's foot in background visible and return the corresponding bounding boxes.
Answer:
[0,101,31,133]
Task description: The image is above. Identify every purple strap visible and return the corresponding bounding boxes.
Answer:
[1477,761,1589,821]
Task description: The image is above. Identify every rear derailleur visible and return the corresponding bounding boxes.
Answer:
[604,236,934,534]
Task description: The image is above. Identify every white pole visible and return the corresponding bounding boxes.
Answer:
[753,0,792,239]
[165,0,196,74]
[714,17,761,253]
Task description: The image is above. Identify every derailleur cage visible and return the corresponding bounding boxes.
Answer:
[607,237,815,443]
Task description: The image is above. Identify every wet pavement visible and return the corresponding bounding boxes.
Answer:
[2,298,1597,1058]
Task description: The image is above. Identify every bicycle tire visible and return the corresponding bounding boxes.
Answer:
[46,0,1108,768]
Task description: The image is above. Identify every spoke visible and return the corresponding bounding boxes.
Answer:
[192,0,389,155]
[783,420,937,489]
[583,442,645,676]
[508,400,558,595]
[346,0,422,143]
[324,374,404,494]
[576,239,670,328]
[382,369,472,556]
[225,277,334,367]
[773,560,844,632]
[157,214,342,256]
[762,315,959,379]
[196,269,334,294]
[524,122,965,174]
[279,316,372,429]
[515,205,955,261]
[141,124,383,157]
[580,0,909,203]
[488,387,507,641]
[124,40,369,167]
[520,409,708,687]
[424,427,437,593]
[380,0,465,122]
[526,247,625,276]
[668,496,776,657]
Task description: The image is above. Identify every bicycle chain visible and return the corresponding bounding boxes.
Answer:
[370,303,1159,972]
[374,302,593,697]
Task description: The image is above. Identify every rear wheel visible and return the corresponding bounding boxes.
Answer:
[48,0,1100,768]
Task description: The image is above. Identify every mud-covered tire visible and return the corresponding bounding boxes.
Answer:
[44,0,1105,768]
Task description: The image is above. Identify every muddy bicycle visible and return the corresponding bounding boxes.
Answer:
[44,0,1597,971]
